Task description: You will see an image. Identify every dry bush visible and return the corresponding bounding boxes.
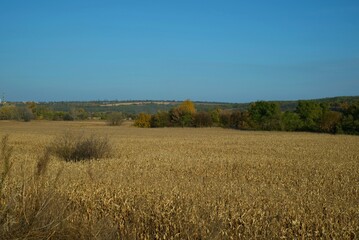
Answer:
[50,132,112,162]
[107,112,125,126]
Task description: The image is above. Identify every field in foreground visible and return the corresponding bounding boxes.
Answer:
[0,121,358,239]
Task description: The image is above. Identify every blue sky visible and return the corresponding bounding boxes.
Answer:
[0,0,358,102]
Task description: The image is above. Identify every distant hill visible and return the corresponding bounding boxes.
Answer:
[10,96,359,114]
[270,96,359,112]
[37,100,245,114]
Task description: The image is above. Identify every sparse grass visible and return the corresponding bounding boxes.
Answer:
[0,121,358,239]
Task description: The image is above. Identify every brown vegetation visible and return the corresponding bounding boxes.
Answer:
[0,121,358,239]
[49,132,112,162]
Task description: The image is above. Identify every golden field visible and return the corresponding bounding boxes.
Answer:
[0,120,358,239]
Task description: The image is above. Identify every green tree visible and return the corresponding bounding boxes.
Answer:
[151,111,170,128]
[248,101,282,130]
[182,113,193,127]
[296,101,323,131]
[210,109,220,126]
[341,101,359,134]
[282,112,303,131]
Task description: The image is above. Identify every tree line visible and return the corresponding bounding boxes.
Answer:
[134,100,359,135]
[1,99,358,134]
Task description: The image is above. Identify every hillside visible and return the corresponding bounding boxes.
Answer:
[8,96,359,115]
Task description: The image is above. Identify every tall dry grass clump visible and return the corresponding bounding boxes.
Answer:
[50,132,112,162]
[0,135,96,239]
[0,135,12,191]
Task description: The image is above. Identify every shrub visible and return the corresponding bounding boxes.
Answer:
[134,113,151,128]
[50,132,112,162]
[0,105,19,120]
[229,111,241,129]
[63,113,74,121]
[238,111,254,130]
[151,111,170,127]
[18,106,34,122]
[193,112,213,127]
[107,112,124,126]
[219,111,231,128]
[71,108,89,120]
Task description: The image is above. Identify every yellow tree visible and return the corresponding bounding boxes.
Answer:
[134,113,151,128]
[178,99,196,114]
[170,100,196,127]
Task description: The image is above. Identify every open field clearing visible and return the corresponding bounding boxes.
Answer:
[0,121,358,239]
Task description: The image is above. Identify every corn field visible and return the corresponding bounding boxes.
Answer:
[0,121,358,239]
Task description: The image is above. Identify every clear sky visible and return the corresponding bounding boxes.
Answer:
[1,0,358,102]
